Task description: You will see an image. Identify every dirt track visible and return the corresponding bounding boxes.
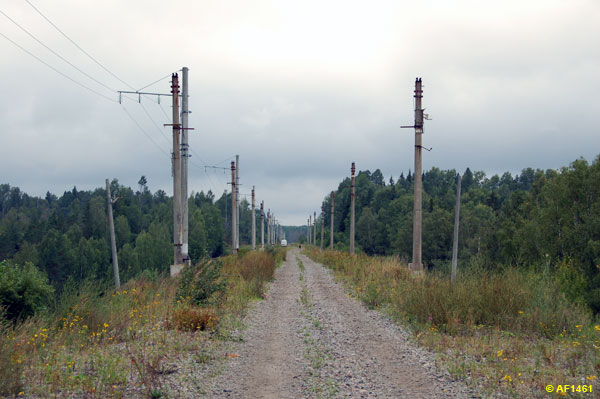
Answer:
[208,248,476,398]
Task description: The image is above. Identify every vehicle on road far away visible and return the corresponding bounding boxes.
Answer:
[281,239,287,247]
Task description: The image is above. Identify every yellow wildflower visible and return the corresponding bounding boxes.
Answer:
[497,350,503,357]
[503,375,512,382]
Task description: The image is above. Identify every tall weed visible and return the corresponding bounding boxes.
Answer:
[306,248,590,337]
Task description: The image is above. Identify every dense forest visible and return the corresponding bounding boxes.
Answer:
[0,177,264,298]
[312,155,600,312]
[2,154,600,317]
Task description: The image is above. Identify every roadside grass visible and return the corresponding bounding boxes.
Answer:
[0,249,284,398]
[304,248,600,398]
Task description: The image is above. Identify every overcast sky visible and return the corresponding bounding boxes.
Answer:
[1,0,599,225]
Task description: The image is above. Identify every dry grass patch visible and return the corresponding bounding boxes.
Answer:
[0,249,284,398]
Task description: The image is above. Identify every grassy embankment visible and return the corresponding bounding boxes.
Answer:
[0,247,286,398]
[305,247,599,398]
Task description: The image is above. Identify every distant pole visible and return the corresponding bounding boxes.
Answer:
[350,162,356,254]
[308,215,312,246]
[313,211,317,246]
[451,174,462,284]
[236,156,240,251]
[330,191,335,249]
[251,186,256,250]
[307,218,310,245]
[320,209,324,250]
[411,78,424,271]
[171,73,183,266]
[267,210,271,245]
[181,66,190,264]
[105,179,120,288]
[260,201,265,249]
[231,161,236,254]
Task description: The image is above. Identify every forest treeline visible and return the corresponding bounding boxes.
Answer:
[2,154,600,318]
[312,155,600,312]
[0,178,262,306]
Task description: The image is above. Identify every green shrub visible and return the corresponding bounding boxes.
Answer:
[176,259,227,306]
[0,260,54,321]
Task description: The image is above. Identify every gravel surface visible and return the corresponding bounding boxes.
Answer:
[205,248,480,398]
[207,249,309,399]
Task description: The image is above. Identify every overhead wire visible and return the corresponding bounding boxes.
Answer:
[24,0,135,90]
[0,31,117,103]
[121,103,171,158]
[140,99,171,145]
[0,9,116,93]
[137,73,175,92]
[1,5,185,178]
[4,4,222,192]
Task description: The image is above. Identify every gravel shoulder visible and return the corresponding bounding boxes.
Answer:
[206,248,478,398]
[207,249,309,398]
[299,252,477,398]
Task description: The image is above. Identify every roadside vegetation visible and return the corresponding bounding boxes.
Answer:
[0,247,285,398]
[305,247,599,398]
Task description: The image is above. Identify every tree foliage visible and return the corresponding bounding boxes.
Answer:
[320,156,600,312]
[0,178,233,315]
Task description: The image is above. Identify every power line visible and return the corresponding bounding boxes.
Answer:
[158,101,171,121]
[214,155,237,166]
[137,73,175,92]
[140,100,171,145]
[120,103,170,158]
[0,9,116,93]
[0,30,116,102]
[24,0,135,90]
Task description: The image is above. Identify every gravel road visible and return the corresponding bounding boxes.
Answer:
[207,248,478,398]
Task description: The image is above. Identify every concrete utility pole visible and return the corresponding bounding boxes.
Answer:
[105,179,120,288]
[235,155,240,251]
[320,209,324,250]
[313,211,317,246]
[267,210,271,245]
[330,191,335,249]
[411,78,424,271]
[350,162,356,254]
[260,201,265,249]
[451,174,462,284]
[231,161,236,254]
[171,73,184,269]
[251,186,256,250]
[181,67,190,264]
[402,78,425,272]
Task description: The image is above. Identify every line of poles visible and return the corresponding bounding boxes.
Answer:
[306,78,463,283]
